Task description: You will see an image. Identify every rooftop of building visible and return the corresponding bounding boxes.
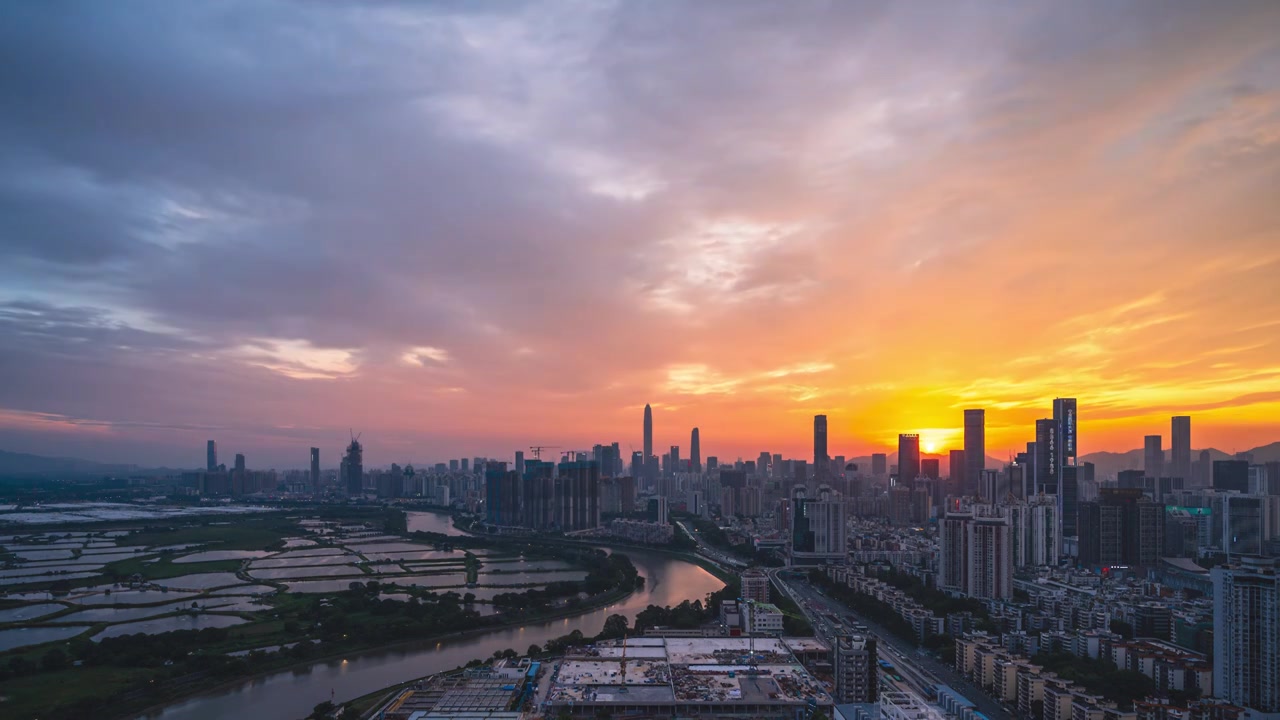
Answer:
[546,637,833,707]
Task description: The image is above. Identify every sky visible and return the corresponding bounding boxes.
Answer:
[1,1,1279,469]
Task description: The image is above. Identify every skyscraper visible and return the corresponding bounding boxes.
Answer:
[234,453,246,473]
[922,458,940,480]
[1144,435,1164,479]
[1171,416,1191,482]
[555,460,600,532]
[814,415,829,481]
[939,504,1012,600]
[643,403,653,460]
[514,450,525,476]
[669,445,680,475]
[871,453,887,477]
[963,409,985,495]
[1034,419,1056,495]
[206,440,218,472]
[1213,557,1280,713]
[1052,398,1078,471]
[789,485,846,564]
[690,427,701,474]
[1078,488,1163,568]
[309,447,320,490]
[343,436,363,495]
[897,434,920,487]
[1215,460,1250,493]
[949,450,966,496]
[484,461,520,527]
[1052,398,1078,536]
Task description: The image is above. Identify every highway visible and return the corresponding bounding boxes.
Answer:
[674,520,748,570]
[772,569,1012,720]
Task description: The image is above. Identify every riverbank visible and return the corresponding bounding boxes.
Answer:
[137,546,724,720]
[131,582,637,720]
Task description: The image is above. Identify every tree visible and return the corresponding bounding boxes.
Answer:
[601,614,630,639]
[41,648,69,672]
[528,643,542,657]
[307,701,336,719]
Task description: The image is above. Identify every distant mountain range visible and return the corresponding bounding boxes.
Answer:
[0,450,178,479]
[1078,441,1280,480]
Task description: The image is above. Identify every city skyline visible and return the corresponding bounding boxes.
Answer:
[2,2,1280,466]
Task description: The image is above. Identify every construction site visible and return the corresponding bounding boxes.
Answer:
[542,636,834,718]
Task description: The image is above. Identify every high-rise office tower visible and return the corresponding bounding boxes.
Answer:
[1171,416,1191,482]
[922,458,940,480]
[1052,398,1078,535]
[789,485,846,564]
[964,409,985,495]
[343,436,363,495]
[514,450,525,476]
[690,428,701,474]
[669,445,680,476]
[1034,419,1056,495]
[1215,460,1250,493]
[898,434,920,488]
[1053,399,1077,471]
[814,415,829,481]
[206,440,218,472]
[872,453,887,477]
[1222,495,1266,558]
[1213,557,1280,713]
[643,404,653,460]
[1144,435,1164,479]
[309,447,320,490]
[1078,488,1163,568]
[234,453,246,473]
[630,451,643,477]
[949,450,965,495]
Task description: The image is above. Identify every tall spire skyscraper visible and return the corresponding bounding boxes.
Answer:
[690,427,701,474]
[643,404,653,460]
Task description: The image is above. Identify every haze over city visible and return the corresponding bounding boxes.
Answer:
[2,1,1280,467]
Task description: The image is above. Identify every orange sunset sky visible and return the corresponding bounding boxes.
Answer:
[0,2,1278,467]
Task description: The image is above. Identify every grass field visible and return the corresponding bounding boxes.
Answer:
[0,665,152,718]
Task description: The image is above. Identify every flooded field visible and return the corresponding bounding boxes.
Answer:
[0,511,605,655]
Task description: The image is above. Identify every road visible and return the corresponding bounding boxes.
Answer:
[771,569,1013,720]
[674,520,747,570]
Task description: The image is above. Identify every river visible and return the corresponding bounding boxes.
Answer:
[140,521,723,720]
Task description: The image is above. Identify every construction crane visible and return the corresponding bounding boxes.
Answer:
[528,445,560,460]
[619,633,629,694]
